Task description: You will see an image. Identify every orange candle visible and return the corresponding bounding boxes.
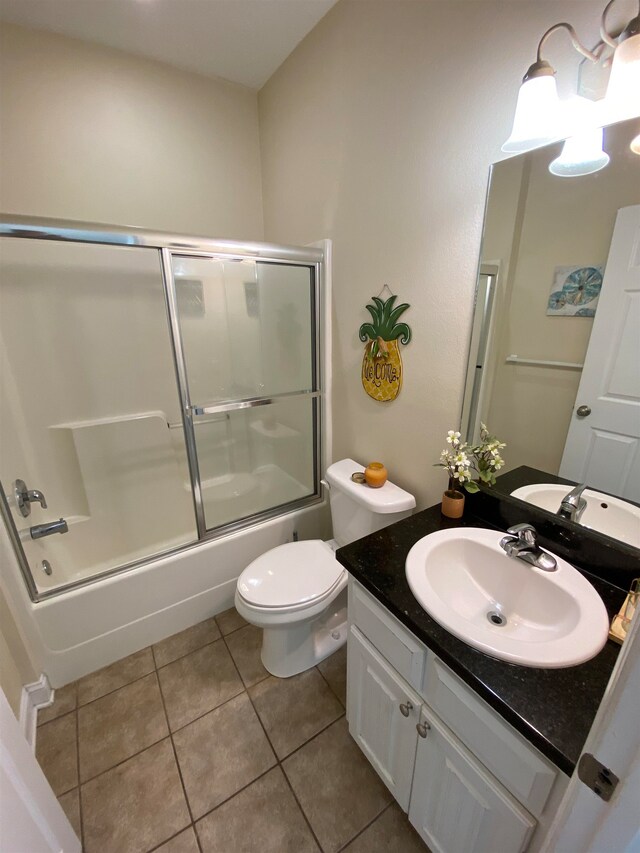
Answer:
[365,462,388,488]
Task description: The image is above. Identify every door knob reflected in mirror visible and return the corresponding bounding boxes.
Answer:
[576,405,592,418]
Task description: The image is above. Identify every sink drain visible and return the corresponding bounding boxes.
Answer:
[487,610,507,627]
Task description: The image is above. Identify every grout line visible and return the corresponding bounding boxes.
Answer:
[193,764,276,826]
[37,707,78,731]
[239,669,270,690]
[146,824,196,853]
[168,686,246,736]
[155,637,225,673]
[221,630,325,853]
[279,764,325,853]
[278,712,346,763]
[315,662,347,709]
[76,667,156,710]
[155,663,196,832]
[336,801,395,852]
[75,635,225,713]
[216,619,249,639]
[73,709,85,852]
[153,629,226,671]
[78,732,171,788]
[192,821,204,853]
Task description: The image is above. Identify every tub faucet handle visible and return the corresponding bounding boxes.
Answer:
[14,479,48,517]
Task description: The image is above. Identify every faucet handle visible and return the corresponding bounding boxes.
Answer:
[506,523,538,546]
[14,479,48,517]
[563,483,587,504]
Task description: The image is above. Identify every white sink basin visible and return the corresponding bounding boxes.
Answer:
[511,484,640,549]
[405,528,609,668]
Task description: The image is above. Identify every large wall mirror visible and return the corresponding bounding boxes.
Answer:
[463,117,640,553]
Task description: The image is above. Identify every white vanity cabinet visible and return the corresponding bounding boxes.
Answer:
[346,579,568,853]
[347,625,422,811]
[410,706,535,853]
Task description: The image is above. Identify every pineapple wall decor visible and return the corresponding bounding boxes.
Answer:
[359,289,412,402]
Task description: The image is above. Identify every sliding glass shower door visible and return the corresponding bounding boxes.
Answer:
[168,253,319,533]
[0,238,197,594]
[0,218,323,599]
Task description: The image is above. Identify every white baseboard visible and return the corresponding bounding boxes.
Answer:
[20,674,54,750]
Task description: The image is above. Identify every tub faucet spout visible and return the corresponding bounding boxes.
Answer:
[30,518,68,540]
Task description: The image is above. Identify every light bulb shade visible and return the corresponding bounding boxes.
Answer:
[548,127,610,177]
[606,32,640,123]
[502,76,562,153]
[631,133,640,155]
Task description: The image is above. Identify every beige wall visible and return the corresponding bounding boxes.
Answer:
[0,23,264,239]
[258,0,602,508]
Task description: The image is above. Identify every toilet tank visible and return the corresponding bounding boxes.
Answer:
[324,459,416,547]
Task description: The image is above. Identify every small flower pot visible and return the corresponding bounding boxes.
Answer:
[441,489,465,519]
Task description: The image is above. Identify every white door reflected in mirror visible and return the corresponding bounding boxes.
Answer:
[560,205,640,504]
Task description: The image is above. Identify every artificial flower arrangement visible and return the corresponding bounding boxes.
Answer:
[436,423,506,498]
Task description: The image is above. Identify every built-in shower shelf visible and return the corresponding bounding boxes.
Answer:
[46,412,193,555]
[249,421,300,439]
[50,410,173,430]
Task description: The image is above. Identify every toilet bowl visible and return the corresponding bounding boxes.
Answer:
[235,539,348,678]
[235,458,415,678]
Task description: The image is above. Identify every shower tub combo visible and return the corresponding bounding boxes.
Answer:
[0,216,330,686]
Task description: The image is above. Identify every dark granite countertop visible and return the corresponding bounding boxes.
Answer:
[336,505,624,777]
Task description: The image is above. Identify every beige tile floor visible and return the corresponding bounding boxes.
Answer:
[36,609,426,853]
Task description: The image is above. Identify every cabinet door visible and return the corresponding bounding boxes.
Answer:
[347,626,421,811]
[409,709,536,853]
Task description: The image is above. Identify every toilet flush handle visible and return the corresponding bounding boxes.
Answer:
[320,478,330,491]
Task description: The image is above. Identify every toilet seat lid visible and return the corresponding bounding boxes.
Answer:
[237,540,344,608]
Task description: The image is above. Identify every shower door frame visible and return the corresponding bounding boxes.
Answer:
[0,215,325,602]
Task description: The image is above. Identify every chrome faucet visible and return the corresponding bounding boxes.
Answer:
[499,523,557,572]
[557,483,588,523]
[30,518,68,540]
[14,479,48,517]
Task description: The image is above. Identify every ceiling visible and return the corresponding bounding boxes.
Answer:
[0,0,339,89]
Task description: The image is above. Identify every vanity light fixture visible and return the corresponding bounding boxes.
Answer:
[600,0,640,123]
[502,23,599,153]
[503,0,640,155]
[549,127,610,176]
[549,96,610,177]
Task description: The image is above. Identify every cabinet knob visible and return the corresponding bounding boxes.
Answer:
[399,701,413,717]
[416,721,431,738]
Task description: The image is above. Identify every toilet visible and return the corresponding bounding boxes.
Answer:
[235,458,416,677]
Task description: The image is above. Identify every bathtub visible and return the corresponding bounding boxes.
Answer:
[1,500,330,687]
